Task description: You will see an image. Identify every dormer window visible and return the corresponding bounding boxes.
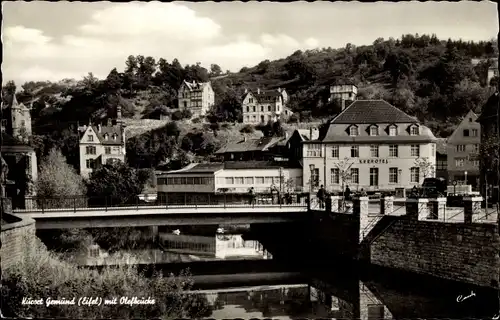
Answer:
[104,134,109,140]
[388,125,397,136]
[112,134,117,141]
[349,126,359,137]
[369,126,378,136]
[410,125,419,136]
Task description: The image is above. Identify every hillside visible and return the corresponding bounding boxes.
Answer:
[2,33,498,170]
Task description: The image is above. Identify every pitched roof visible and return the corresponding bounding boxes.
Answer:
[181,80,210,91]
[331,100,418,124]
[215,136,282,154]
[161,163,224,175]
[297,129,319,141]
[80,125,123,145]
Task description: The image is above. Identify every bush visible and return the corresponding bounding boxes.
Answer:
[239,124,254,134]
[1,236,211,319]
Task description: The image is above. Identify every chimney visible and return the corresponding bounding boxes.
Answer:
[117,105,122,121]
[97,124,101,133]
[257,88,260,94]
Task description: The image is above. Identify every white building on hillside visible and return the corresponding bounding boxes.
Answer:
[177,80,215,118]
[242,88,292,124]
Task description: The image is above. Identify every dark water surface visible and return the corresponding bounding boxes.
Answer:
[46,226,500,319]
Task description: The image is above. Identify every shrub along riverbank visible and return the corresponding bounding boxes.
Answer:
[1,235,212,319]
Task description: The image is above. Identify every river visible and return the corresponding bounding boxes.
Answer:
[49,226,500,319]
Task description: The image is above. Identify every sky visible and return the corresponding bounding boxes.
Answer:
[2,1,498,85]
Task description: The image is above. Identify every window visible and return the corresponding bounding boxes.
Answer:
[473,160,480,167]
[307,144,322,157]
[456,145,466,152]
[350,145,359,158]
[268,106,271,112]
[249,98,253,103]
[350,168,359,184]
[410,125,419,136]
[331,145,339,158]
[276,106,280,112]
[370,126,378,136]
[225,177,234,184]
[469,118,472,122]
[112,134,117,141]
[389,145,398,157]
[330,168,340,184]
[389,168,398,184]
[253,115,256,121]
[105,147,111,154]
[183,101,187,108]
[455,158,465,167]
[472,129,478,137]
[369,168,379,186]
[261,106,264,112]
[245,177,255,184]
[261,115,265,123]
[253,106,256,112]
[349,126,359,136]
[256,177,265,184]
[235,177,244,184]
[411,145,420,157]
[463,129,470,137]
[245,116,249,122]
[86,159,94,169]
[87,135,93,142]
[389,126,397,136]
[246,106,250,113]
[437,160,447,170]
[86,146,96,155]
[20,120,25,127]
[265,177,273,185]
[370,145,379,157]
[410,167,420,183]
[273,177,280,185]
[473,144,479,153]
[311,168,320,187]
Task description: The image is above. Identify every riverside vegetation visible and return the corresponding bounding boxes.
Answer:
[1,235,213,319]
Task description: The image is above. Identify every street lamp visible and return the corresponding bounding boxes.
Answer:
[309,164,315,195]
[464,171,468,185]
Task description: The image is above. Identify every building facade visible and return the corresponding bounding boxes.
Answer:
[302,100,437,193]
[477,92,500,198]
[446,110,481,187]
[214,136,283,161]
[1,89,37,208]
[242,88,292,124]
[156,161,303,204]
[435,138,448,181]
[177,80,215,118]
[78,107,126,179]
[328,84,358,109]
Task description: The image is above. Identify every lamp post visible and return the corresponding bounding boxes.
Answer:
[464,171,468,186]
[279,166,283,196]
[309,164,315,195]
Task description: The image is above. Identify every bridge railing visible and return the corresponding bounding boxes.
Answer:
[14,194,308,213]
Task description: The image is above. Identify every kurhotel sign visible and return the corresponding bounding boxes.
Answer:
[359,159,389,164]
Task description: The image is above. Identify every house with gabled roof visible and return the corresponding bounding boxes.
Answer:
[177,80,215,118]
[78,106,126,179]
[241,88,293,124]
[302,99,437,193]
[214,136,284,161]
[446,109,481,187]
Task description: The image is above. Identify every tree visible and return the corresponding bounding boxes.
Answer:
[414,157,436,179]
[334,157,355,207]
[35,148,86,208]
[104,68,123,93]
[210,64,222,77]
[87,162,149,205]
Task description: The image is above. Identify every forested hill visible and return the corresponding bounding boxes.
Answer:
[1,34,498,169]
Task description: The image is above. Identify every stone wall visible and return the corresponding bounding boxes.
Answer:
[1,212,36,269]
[370,218,500,288]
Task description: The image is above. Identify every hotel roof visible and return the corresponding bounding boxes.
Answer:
[331,100,418,124]
[215,136,282,154]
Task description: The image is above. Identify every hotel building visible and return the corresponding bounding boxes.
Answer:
[302,99,437,193]
[241,88,293,124]
[177,80,215,118]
